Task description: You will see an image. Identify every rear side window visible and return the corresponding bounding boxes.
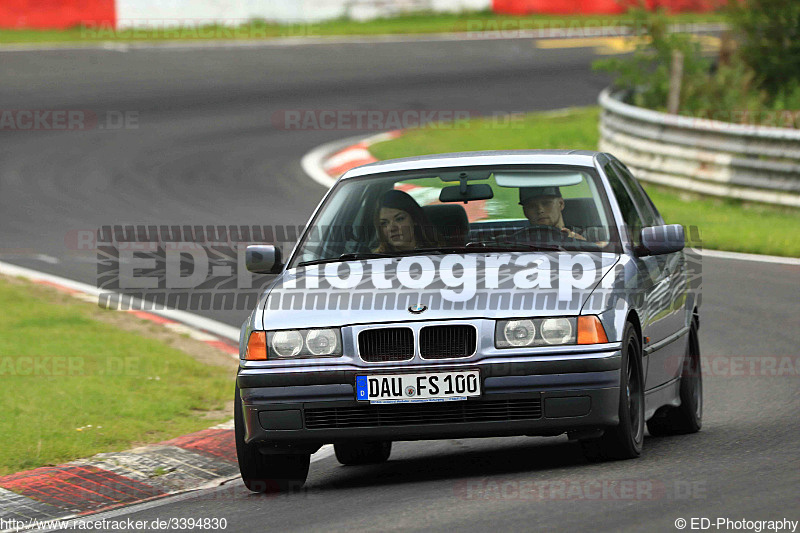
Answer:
[604,163,643,247]
[613,162,662,227]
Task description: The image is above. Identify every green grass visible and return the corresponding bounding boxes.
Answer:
[370,106,800,257]
[0,278,232,475]
[644,187,800,257]
[0,11,727,45]
[371,108,602,158]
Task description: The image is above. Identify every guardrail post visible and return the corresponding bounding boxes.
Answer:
[667,51,684,115]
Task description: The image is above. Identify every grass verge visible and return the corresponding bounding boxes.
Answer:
[370,106,800,257]
[0,11,726,45]
[0,276,233,475]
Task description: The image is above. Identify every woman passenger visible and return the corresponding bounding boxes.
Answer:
[374,189,439,252]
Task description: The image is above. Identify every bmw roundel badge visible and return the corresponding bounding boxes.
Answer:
[408,304,427,314]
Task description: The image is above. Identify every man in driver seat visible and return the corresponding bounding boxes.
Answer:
[519,186,585,241]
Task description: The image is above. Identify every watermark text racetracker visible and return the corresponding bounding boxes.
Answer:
[80,18,325,39]
[460,19,720,39]
[89,224,702,312]
[455,478,707,501]
[0,516,228,531]
[0,355,169,377]
[0,110,139,131]
[665,354,800,378]
[271,109,525,130]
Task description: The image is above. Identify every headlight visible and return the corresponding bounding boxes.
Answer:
[541,318,574,345]
[495,318,577,348]
[271,330,304,357]
[266,328,342,359]
[503,320,536,347]
[306,329,338,356]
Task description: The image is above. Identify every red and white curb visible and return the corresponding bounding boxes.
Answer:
[300,129,489,216]
[301,130,402,189]
[321,131,401,177]
[0,260,338,530]
[0,260,246,529]
[0,421,240,527]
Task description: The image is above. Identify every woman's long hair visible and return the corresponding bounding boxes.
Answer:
[374,189,440,253]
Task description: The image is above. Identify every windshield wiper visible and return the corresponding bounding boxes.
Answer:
[384,245,567,255]
[296,244,571,268]
[297,252,395,267]
[490,241,567,252]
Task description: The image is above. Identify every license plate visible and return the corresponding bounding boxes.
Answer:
[356,370,480,404]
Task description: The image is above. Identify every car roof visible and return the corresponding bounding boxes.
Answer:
[341,150,606,179]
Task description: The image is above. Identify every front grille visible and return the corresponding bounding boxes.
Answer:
[419,325,476,359]
[304,398,542,429]
[358,328,414,362]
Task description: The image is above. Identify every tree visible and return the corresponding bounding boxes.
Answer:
[727,0,800,99]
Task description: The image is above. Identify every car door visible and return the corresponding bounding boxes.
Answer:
[613,161,688,388]
[604,163,673,392]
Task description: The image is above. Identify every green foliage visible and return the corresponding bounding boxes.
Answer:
[594,2,800,118]
[727,0,800,99]
[593,7,711,111]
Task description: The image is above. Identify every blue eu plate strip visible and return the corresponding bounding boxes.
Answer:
[356,376,368,401]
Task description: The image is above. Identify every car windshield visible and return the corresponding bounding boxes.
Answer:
[290,165,620,268]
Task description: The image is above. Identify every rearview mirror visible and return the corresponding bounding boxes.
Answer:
[439,183,494,203]
[246,245,283,274]
[639,224,685,256]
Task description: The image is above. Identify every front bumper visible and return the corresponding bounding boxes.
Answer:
[237,350,621,445]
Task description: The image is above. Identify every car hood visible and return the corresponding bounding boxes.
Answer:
[258,252,622,330]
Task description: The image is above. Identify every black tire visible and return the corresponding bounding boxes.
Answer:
[234,385,310,493]
[581,322,645,461]
[647,321,703,436]
[334,441,392,466]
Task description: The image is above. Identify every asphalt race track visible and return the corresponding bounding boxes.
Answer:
[1,37,798,532]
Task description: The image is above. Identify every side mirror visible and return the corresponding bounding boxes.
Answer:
[639,224,685,256]
[246,245,283,274]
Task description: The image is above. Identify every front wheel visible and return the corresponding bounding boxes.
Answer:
[234,385,310,493]
[582,322,645,461]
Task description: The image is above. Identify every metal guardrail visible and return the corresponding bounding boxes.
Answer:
[598,88,800,208]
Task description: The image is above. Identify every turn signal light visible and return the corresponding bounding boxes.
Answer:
[577,316,609,345]
[245,331,267,360]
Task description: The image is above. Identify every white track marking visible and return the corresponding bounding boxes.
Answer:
[323,147,374,171]
[163,322,219,341]
[301,130,401,188]
[698,249,800,266]
[311,444,335,464]
[300,141,341,188]
[34,254,60,264]
[300,132,386,188]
